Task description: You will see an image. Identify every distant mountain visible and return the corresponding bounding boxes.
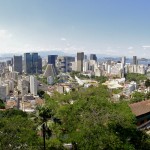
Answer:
[0,50,125,59]
[0,50,76,58]
[37,50,76,58]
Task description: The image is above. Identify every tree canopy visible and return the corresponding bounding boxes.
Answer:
[43,85,150,149]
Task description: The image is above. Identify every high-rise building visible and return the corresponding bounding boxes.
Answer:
[13,55,22,74]
[48,55,58,66]
[31,53,38,74]
[56,56,75,73]
[24,53,41,74]
[30,75,37,96]
[77,52,84,72]
[90,54,97,61]
[133,56,138,65]
[38,56,42,74]
[24,53,31,74]
[121,56,126,66]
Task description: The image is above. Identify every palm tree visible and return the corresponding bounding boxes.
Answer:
[36,106,54,150]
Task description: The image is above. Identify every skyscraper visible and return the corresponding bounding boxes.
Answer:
[48,55,58,66]
[38,56,42,74]
[13,55,22,74]
[24,53,41,74]
[77,52,84,72]
[31,53,38,74]
[24,53,31,74]
[56,56,75,73]
[30,75,37,96]
[121,56,126,66]
[133,56,138,65]
[90,54,97,61]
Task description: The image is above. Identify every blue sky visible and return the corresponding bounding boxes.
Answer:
[0,0,150,57]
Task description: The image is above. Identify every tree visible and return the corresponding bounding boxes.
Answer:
[145,79,150,87]
[37,89,45,98]
[0,99,5,109]
[0,109,41,150]
[36,105,62,150]
[131,91,145,103]
[43,85,150,149]
[126,73,147,83]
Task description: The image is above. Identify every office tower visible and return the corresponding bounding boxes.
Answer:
[48,55,58,66]
[24,53,31,74]
[90,54,97,61]
[24,53,41,74]
[56,56,75,73]
[121,56,126,66]
[30,75,37,96]
[77,52,84,72]
[31,53,38,74]
[38,56,42,74]
[133,56,138,65]
[13,55,22,74]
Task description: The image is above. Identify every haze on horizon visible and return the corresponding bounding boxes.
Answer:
[0,0,150,58]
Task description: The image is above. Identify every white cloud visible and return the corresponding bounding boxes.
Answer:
[61,37,67,41]
[0,30,12,39]
[128,46,133,50]
[142,46,150,50]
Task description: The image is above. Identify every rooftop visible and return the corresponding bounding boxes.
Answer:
[129,100,150,117]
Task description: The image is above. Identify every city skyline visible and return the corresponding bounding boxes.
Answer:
[0,0,150,57]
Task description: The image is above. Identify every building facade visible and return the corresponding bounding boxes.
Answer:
[30,76,37,96]
[13,56,22,74]
[48,55,58,67]
[77,52,84,72]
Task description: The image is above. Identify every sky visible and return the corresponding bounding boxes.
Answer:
[0,0,150,57]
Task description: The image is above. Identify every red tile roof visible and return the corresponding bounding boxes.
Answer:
[129,100,150,117]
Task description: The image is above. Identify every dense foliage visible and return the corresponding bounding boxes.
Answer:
[125,73,147,83]
[145,79,150,87]
[130,91,150,103]
[0,99,5,109]
[1,84,150,149]
[43,85,150,149]
[0,109,41,150]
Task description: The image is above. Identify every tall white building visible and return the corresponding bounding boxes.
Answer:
[30,76,37,96]
[0,85,7,100]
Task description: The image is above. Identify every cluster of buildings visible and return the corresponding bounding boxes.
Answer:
[0,51,149,112]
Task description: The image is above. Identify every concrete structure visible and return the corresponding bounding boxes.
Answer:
[43,64,57,78]
[77,52,84,72]
[123,81,137,95]
[18,79,30,96]
[56,56,75,73]
[30,76,37,96]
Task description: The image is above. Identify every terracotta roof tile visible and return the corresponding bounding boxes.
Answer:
[129,100,150,117]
